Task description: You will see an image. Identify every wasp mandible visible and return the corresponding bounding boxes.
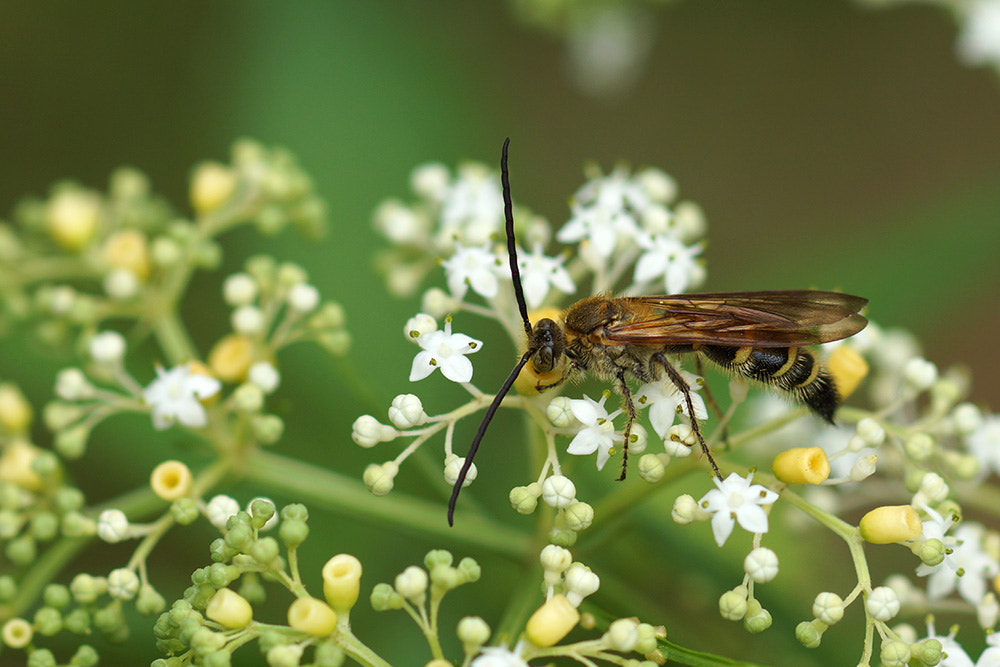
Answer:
[447,139,868,526]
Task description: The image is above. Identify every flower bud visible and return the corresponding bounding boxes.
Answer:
[605,618,639,652]
[865,586,900,622]
[911,538,947,566]
[563,501,594,532]
[96,510,130,543]
[363,462,396,495]
[191,162,237,214]
[564,567,599,606]
[849,455,878,482]
[772,447,830,484]
[546,396,576,427]
[744,547,779,583]
[2,618,33,649]
[457,616,491,650]
[206,588,253,629]
[444,454,477,487]
[637,453,667,483]
[524,594,579,647]
[509,486,539,515]
[812,592,844,625]
[0,384,32,433]
[911,638,942,666]
[903,358,938,391]
[395,566,429,604]
[879,639,911,667]
[388,394,426,429]
[719,587,748,621]
[541,475,576,508]
[743,599,773,633]
[208,334,254,383]
[352,415,397,448]
[287,597,337,636]
[46,189,101,251]
[795,619,825,648]
[859,505,922,544]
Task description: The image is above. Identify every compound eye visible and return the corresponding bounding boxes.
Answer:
[532,347,554,373]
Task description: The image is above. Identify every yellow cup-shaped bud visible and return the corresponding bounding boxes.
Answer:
[206,588,253,629]
[0,440,45,491]
[322,554,363,614]
[191,161,238,214]
[524,594,580,648]
[150,460,193,501]
[0,384,32,433]
[513,308,565,396]
[208,334,255,383]
[772,447,831,485]
[2,618,33,649]
[287,597,338,636]
[103,229,151,280]
[859,505,922,544]
[827,346,868,400]
[46,189,101,251]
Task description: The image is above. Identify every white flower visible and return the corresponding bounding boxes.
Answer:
[143,364,221,430]
[565,394,621,470]
[922,618,975,667]
[515,245,575,309]
[557,202,637,261]
[966,414,1000,476]
[698,473,779,547]
[441,243,501,301]
[438,165,504,246]
[917,520,999,604]
[636,373,707,439]
[409,319,482,384]
[632,233,702,294]
[957,0,1000,68]
[471,642,529,667]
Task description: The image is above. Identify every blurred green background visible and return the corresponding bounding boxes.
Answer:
[2,2,999,665]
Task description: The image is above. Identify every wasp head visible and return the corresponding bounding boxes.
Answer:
[528,318,566,374]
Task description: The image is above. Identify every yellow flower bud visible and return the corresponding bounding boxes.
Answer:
[524,594,580,647]
[150,460,193,501]
[772,447,830,485]
[2,618,33,649]
[103,229,151,280]
[322,554,363,614]
[287,597,337,636]
[46,189,101,251]
[827,346,868,400]
[0,384,32,433]
[206,588,253,629]
[513,308,564,396]
[0,440,45,491]
[208,334,255,383]
[859,505,922,544]
[191,161,238,214]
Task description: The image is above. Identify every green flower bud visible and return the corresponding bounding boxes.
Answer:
[313,641,345,667]
[879,639,911,666]
[266,643,304,667]
[70,644,99,667]
[27,648,57,667]
[6,534,36,565]
[238,574,267,606]
[637,453,667,483]
[509,485,539,514]
[224,522,253,552]
[369,583,403,611]
[457,616,491,650]
[43,584,71,609]
[0,575,16,601]
[249,537,281,568]
[812,592,844,625]
[210,538,238,563]
[911,637,943,666]
[279,518,309,549]
[252,414,285,445]
[912,538,947,566]
[70,573,107,604]
[93,603,126,636]
[564,501,594,531]
[171,498,201,525]
[200,651,232,667]
[455,557,481,585]
[634,622,659,654]
[53,487,85,513]
[743,599,772,633]
[137,585,167,616]
[718,587,748,621]
[33,607,62,636]
[61,511,97,538]
[795,619,825,648]
[63,608,91,635]
[190,627,227,655]
[207,564,239,589]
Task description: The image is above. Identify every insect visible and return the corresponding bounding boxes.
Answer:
[446,138,868,526]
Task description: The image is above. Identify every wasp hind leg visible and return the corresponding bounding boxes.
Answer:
[694,355,732,451]
[655,353,723,481]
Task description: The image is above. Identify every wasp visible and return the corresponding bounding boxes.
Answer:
[447,138,868,525]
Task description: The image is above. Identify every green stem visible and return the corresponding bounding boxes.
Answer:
[242,450,531,557]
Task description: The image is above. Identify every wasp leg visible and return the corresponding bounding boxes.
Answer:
[616,370,637,482]
[655,354,723,481]
[694,356,731,451]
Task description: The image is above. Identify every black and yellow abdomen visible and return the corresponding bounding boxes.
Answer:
[697,344,839,422]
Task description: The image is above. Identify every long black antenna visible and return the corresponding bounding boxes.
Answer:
[502,138,533,340]
[448,138,535,526]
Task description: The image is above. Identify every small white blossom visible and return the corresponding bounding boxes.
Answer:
[918,521,999,604]
[206,495,241,531]
[444,454,477,487]
[351,415,397,448]
[515,245,575,309]
[441,243,501,301]
[957,0,1000,68]
[143,364,221,430]
[636,373,706,439]
[903,357,938,392]
[632,233,702,294]
[565,394,621,470]
[89,331,126,364]
[558,201,637,262]
[409,318,482,384]
[96,509,130,543]
[437,165,504,246]
[966,414,1000,476]
[698,472,779,547]
[410,163,450,200]
[232,305,265,336]
[471,642,529,667]
[104,268,140,300]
